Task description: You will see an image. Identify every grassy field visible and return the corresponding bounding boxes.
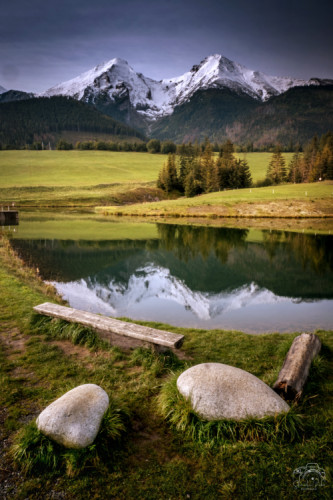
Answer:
[0,151,294,207]
[0,151,166,207]
[98,181,333,219]
[0,151,166,187]
[0,236,332,499]
[0,151,292,187]
[0,151,331,220]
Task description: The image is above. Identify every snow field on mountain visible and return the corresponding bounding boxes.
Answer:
[43,54,315,121]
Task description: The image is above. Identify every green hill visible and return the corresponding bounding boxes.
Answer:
[0,96,145,148]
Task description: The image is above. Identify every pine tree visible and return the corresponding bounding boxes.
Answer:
[200,141,218,192]
[178,154,188,191]
[157,154,179,192]
[266,146,287,184]
[185,170,201,197]
[219,139,234,167]
[237,159,252,188]
[288,152,303,183]
[322,143,333,179]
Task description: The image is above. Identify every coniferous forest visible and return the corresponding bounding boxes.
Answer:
[157,140,252,196]
[157,132,333,197]
[0,96,144,148]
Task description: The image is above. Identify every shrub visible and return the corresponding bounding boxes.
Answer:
[147,139,161,154]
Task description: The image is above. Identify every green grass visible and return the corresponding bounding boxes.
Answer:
[0,151,291,188]
[235,152,294,182]
[12,401,129,477]
[0,151,293,207]
[0,150,165,188]
[1,236,332,498]
[157,373,303,446]
[0,150,167,207]
[98,181,333,218]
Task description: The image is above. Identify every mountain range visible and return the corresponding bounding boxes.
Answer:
[1,54,333,146]
[43,54,328,116]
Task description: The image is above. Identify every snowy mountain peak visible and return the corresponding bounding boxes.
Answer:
[43,54,318,121]
[0,85,7,94]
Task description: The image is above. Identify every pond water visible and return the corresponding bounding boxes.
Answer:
[8,212,333,333]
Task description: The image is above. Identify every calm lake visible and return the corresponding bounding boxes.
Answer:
[5,211,333,334]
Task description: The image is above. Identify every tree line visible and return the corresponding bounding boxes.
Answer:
[265,131,333,184]
[157,140,252,197]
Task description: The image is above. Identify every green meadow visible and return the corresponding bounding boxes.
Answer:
[0,151,291,187]
[0,151,295,207]
[0,150,165,187]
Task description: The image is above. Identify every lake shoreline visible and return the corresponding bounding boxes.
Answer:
[0,234,332,498]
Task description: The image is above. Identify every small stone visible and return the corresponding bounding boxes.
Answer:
[36,384,109,448]
[177,363,289,421]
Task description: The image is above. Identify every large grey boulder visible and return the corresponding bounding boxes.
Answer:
[36,384,109,448]
[177,363,289,421]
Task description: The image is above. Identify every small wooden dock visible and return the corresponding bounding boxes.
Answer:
[33,302,185,352]
[0,209,19,225]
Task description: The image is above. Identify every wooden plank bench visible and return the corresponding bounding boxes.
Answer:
[33,302,184,352]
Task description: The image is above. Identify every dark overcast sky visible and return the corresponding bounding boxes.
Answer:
[1,0,333,92]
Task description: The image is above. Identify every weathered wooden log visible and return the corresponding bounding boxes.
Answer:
[273,333,321,400]
[33,302,184,352]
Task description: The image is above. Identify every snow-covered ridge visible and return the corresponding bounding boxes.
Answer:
[43,54,319,121]
[0,85,7,94]
[50,264,293,322]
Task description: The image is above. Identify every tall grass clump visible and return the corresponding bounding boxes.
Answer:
[12,400,130,477]
[28,313,108,350]
[158,372,304,447]
[129,347,185,377]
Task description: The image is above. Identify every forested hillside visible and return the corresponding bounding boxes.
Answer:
[151,85,333,147]
[0,96,145,148]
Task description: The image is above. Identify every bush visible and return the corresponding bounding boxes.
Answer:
[56,140,73,150]
[147,139,161,154]
[161,141,177,154]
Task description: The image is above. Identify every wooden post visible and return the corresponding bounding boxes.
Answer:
[273,333,321,400]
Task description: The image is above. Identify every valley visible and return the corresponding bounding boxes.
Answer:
[1,48,332,499]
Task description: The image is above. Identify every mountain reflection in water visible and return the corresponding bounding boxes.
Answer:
[11,223,333,333]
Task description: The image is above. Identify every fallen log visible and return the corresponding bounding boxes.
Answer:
[273,333,321,400]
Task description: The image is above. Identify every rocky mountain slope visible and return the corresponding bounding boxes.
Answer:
[44,54,321,122]
[2,54,332,146]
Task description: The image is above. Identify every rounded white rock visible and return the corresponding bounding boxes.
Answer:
[177,363,289,421]
[36,384,109,448]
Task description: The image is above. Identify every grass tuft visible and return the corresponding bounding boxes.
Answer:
[129,347,185,377]
[28,313,107,349]
[158,372,304,447]
[12,400,130,477]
